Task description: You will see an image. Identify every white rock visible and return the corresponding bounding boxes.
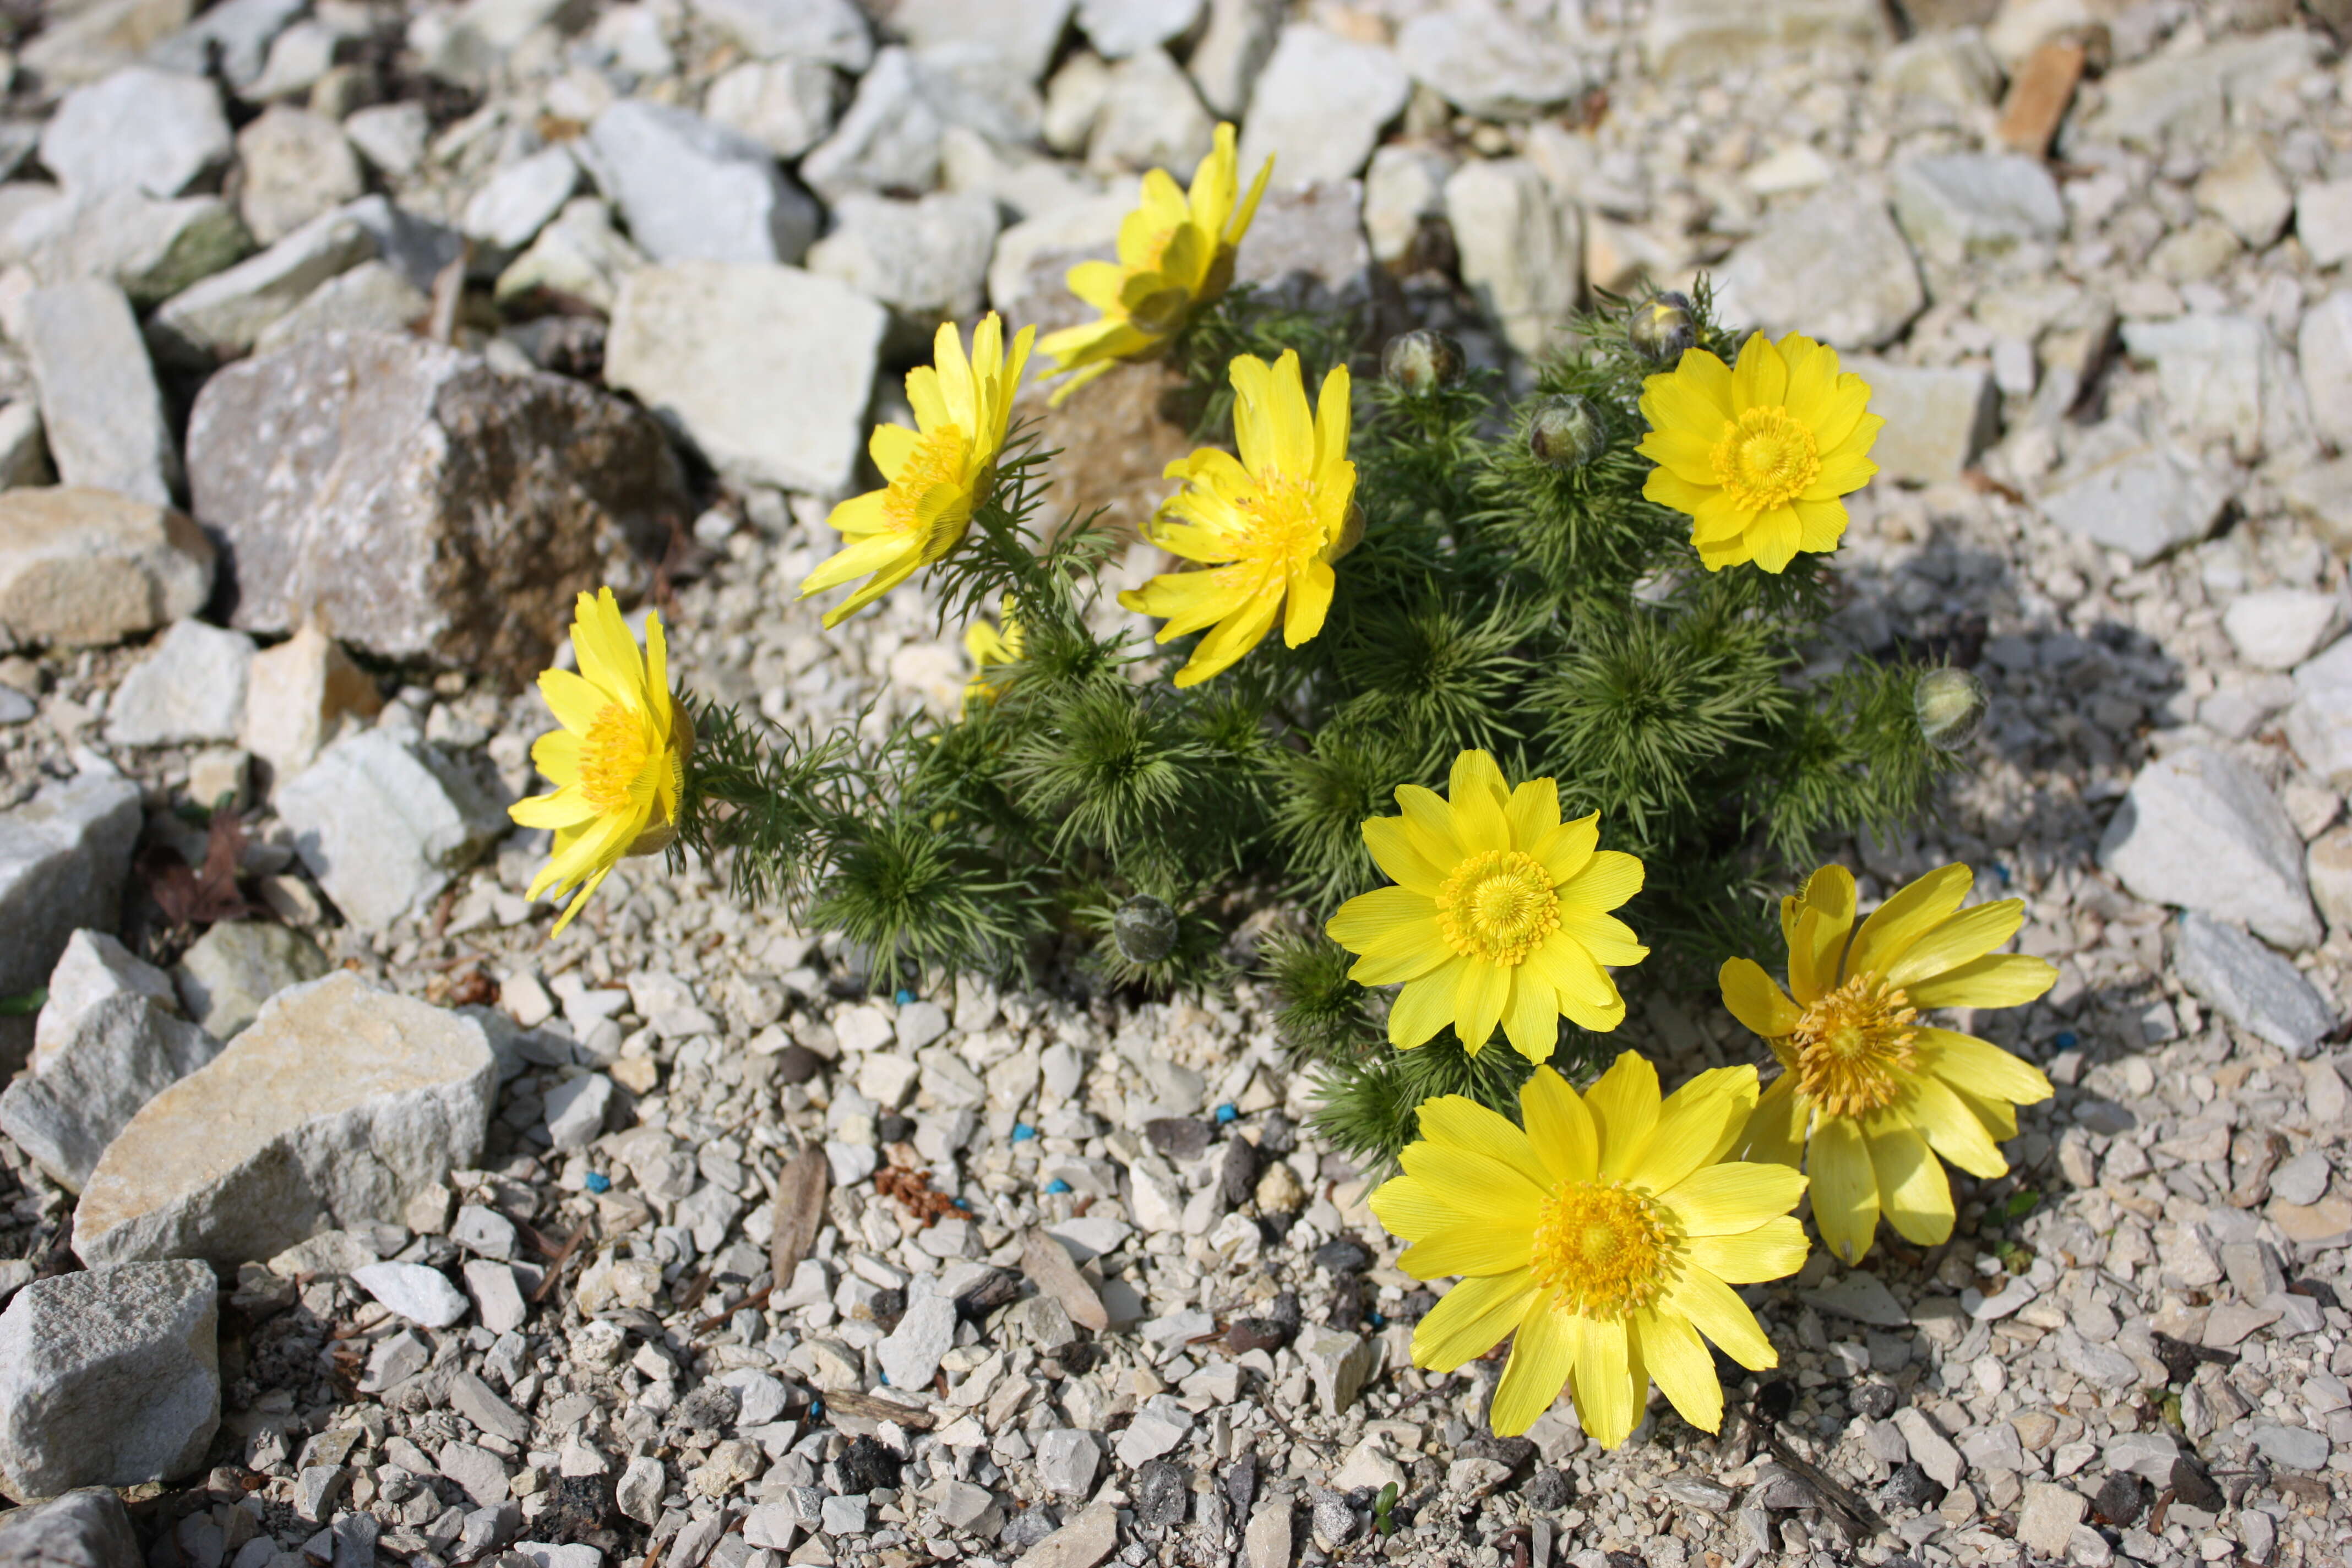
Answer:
[0,775,143,1049]
[172,919,327,1041]
[74,972,497,1267]
[8,187,253,306]
[0,1260,219,1501]
[17,280,178,506]
[40,68,231,198]
[798,48,943,200]
[1363,143,1455,268]
[1188,0,1280,118]
[892,0,1074,81]
[149,0,307,88]
[244,18,339,100]
[1892,1407,1964,1489]
[1034,1429,1100,1496]
[2035,422,2227,566]
[685,0,870,67]
[493,197,649,315]
[344,104,431,179]
[1077,0,1197,58]
[2097,745,2321,951]
[1876,30,2001,113]
[583,100,819,266]
[2017,1483,2086,1558]
[275,729,505,931]
[1298,1327,1377,1415]
[1713,190,1923,351]
[2289,634,2352,788]
[0,487,214,651]
[0,1488,143,1568]
[252,259,431,356]
[2299,292,2352,452]
[1238,26,1409,186]
[464,1260,528,1335]
[704,58,839,160]
[2173,913,2335,1059]
[2084,31,2321,150]
[856,1052,921,1108]
[34,931,177,1068]
[105,620,254,746]
[1445,157,1580,359]
[1087,47,1214,176]
[2300,179,2352,271]
[543,1073,616,1149]
[1645,0,1888,76]
[805,191,999,327]
[2121,314,2304,460]
[2224,591,2346,672]
[1,980,219,1190]
[235,107,364,247]
[462,146,581,252]
[352,1261,470,1329]
[1114,1397,1193,1467]
[1396,5,1586,121]
[2195,144,2294,248]
[605,260,886,497]
[878,1289,956,1391]
[1890,154,2066,268]
[237,623,383,781]
[149,205,378,366]
[1836,358,1996,483]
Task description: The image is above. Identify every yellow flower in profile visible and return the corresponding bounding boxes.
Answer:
[1118,350,1357,688]
[1326,749,1648,1063]
[1373,1056,1809,1445]
[1636,331,1882,574]
[962,597,1023,707]
[1719,863,2057,1265]
[1038,122,1272,404]
[798,314,1035,628]
[510,588,690,935]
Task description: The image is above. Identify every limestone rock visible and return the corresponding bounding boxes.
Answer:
[2300,180,2352,272]
[891,0,1074,82]
[33,930,178,1071]
[73,971,497,1267]
[0,1262,217,1502]
[2195,143,2294,248]
[583,100,819,266]
[2300,292,2352,453]
[105,620,254,747]
[1645,0,1890,76]
[235,107,364,247]
[2173,913,2335,1059]
[1713,190,1924,351]
[0,774,143,1071]
[0,1489,141,1568]
[2223,591,2345,672]
[39,67,230,198]
[2097,746,2321,951]
[1077,0,1198,58]
[1838,359,1997,482]
[1238,26,1410,186]
[17,281,178,507]
[1086,47,1214,176]
[2082,31,2323,153]
[274,729,506,931]
[0,489,214,651]
[493,197,648,316]
[1365,143,1456,268]
[251,260,432,356]
[186,330,684,678]
[238,622,384,781]
[1188,0,1280,118]
[2120,314,2305,460]
[173,920,331,1040]
[147,205,378,366]
[2035,423,2226,565]
[8,188,253,305]
[1445,157,1581,358]
[1891,153,2065,266]
[605,261,886,498]
[2288,635,2352,788]
[461,146,580,253]
[799,48,946,200]
[704,58,840,161]
[684,0,872,68]
[1396,5,1587,121]
[148,0,307,88]
[805,192,1000,335]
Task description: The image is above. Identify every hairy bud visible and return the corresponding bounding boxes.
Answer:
[1113,895,1179,965]
[1914,667,1988,751]
[1381,329,1466,394]
[1527,395,1608,470]
[1629,291,1697,365]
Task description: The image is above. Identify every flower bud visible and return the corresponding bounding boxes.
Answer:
[1629,291,1697,365]
[1381,329,1466,394]
[1113,894,1179,965]
[1527,394,1608,470]
[1914,667,1988,751]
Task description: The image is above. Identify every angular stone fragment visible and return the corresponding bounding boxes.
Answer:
[237,623,383,781]
[1396,4,1587,121]
[39,68,230,198]
[0,1488,142,1568]
[148,0,306,88]
[187,330,683,677]
[2289,636,2352,788]
[805,192,1000,336]
[704,58,840,161]
[494,197,649,316]
[685,0,872,68]
[2098,747,2320,951]
[235,107,364,246]
[892,0,1072,81]
[0,987,219,1190]
[33,930,177,1069]
[0,774,142,1071]
[605,262,885,498]
[252,262,432,356]
[274,729,505,930]
[74,971,498,1267]
[1712,191,1924,351]
[583,101,819,266]
[1644,0,1888,77]
[147,205,378,366]
[1238,25,1409,185]
[105,620,254,747]
[0,1261,220,1501]
[1890,153,2065,266]
[1445,158,1580,358]
[2035,424,2226,565]
[173,919,331,1040]
[18,281,178,506]
[2300,292,2352,453]
[0,488,214,651]
[8,188,253,305]
[1837,360,1997,483]
[462,146,581,253]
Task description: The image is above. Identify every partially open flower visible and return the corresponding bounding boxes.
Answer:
[1629,291,1697,364]
[1382,329,1466,395]
[1528,394,1608,470]
[1914,667,1988,751]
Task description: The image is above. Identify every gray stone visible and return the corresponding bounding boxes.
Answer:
[1836,358,1996,483]
[1445,157,1580,359]
[105,620,254,746]
[173,920,330,1041]
[543,1073,615,1150]
[2225,591,2345,672]
[2175,914,2334,1058]
[1188,0,1280,118]
[2099,747,2321,951]
[461,146,580,253]
[2036,423,2228,565]
[438,1441,510,1508]
[336,197,465,295]
[2249,1420,2328,1470]
[8,188,253,305]
[235,107,363,247]
[493,197,648,316]
[685,0,871,67]
[450,1204,516,1260]
[148,0,307,87]
[40,68,230,198]
[275,729,504,931]
[1242,1505,1291,1568]
[582,101,818,266]
[2017,1483,2086,1558]
[2195,144,2294,249]
[2272,1150,2332,1206]
[1396,5,1586,120]
[605,261,885,498]
[73,971,497,1268]
[798,48,944,200]
[878,1288,956,1391]
[0,774,142,1070]
[615,1456,665,1526]
[237,622,383,781]
[447,1371,530,1445]
[1364,143,1455,268]
[806,191,999,332]
[1645,0,1889,75]
[1077,0,1197,58]
[343,104,429,181]
[1714,190,1923,351]
[0,1261,219,1502]
[464,1260,528,1335]
[2289,636,2352,788]
[252,260,432,356]
[33,931,177,1069]
[1891,154,2066,267]
[2083,31,2324,152]
[2300,292,2352,453]
[704,59,839,161]
[892,0,1072,81]
[148,205,378,366]
[2301,179,2352,271]
[1804,1271,1908,1327]
[1892,1408,1963,1490]
[1298,1327,1376,1417]
[1086,47,1213,176]
[243,19,340,102]
[0,1488,141,1568]
[0,986,219,1190]
[1113,1397,1193,1468]
[2122,314,2304,460]
[18,280,177,506]
[1034,1429,1101,1498]
[0,488,214,650]
[1876,30,2001,113]
[1238,25,1409,185]
[187,329,683,678]
[1229,179,1370,313]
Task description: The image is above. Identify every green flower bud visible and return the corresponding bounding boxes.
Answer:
[1381,329,1466,394]
[1915,667,1988,751]
[1527,394,1608,470]
[1630,291,1697,365]
[1113,894,1179,965]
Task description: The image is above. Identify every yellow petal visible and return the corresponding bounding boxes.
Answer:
[1389,964,1463,1048]
[1786,865,1856,1004]
[1918,1028,2052,1107]
[1807,1116,1880,1265]
[1534,810,1598,886]
[571,587,645,706]
[1567,1314,1640,1450]
[538,667,606,737]
[1282,554,1335,647]
[1446,748,1511,855]
[1586,1051,1660,1182]
[1326,885,1438,959]
[1885,898,2025,989]
[1865,1119,1954,1246]
[1170,580,1282,687]
[1903,952,2058,1009]
[1368,1174,1458,1241]
[1362,816,1448,895]
[1395,784,1467,868]
[1505,776,1561,850]
[1730,330,1789,412]
[1490,1300,1578,1437]
[1667,1266,1776,1369]
[1738,1072,1807,1168]
[1501,969,1561,1065]
[1720,957,1801,1038]
[1396,1139,1547,1227]
[1557,910,1647,968]
[1413,1094,1553,1193]
[1685,1215,1810,1282]
[510,786,597,830]
[1559,851,1643,912]
[1902,1074,2008,1178]
[1665,1162,1808,1237]
[1746,505,1801,573]
[1397,1223,1534,1280]
[1635,1309,1722,1434]
[532,728,581,787]
[1453,957,1510,1055]
[1845,863,1973,982]
[1411,1270,1537,1372]
[1624,1065,1757,1196]
[1520,1066,1598,1185]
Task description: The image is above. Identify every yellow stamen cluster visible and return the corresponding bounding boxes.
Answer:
[1788,972,1920,1118]
[1434,849,1562,967]
[1532,1180,1677,1319]
[1711,405,1821,514]
[579,704,652,814]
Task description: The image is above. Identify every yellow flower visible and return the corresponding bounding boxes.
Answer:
[1636,331,1882,573]
[1718,863,2058,1265]
[1118,350,1357,689]
[1038,121,1272,404]
[1326,749,1648,1063]
[510,588,690,935]
[1373,1055,1809,1445]
[798,314,1035,628]
[962,597,1023,707]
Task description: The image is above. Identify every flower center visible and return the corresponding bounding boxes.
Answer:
[1434,849,1559,967]
[1787,972,1920,1118]
[1228,473,1328,574]
[884,424,977,558]
[1711,406,1820,513]
[580,703,653,815]
[1532,1180,1677,1320]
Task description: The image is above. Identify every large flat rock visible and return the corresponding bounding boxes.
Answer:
[2098,745,2321,951]
[73,971,497,1268]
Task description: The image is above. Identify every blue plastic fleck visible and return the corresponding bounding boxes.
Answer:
[954,1197,971,1210]
[2054,1030,2078,1050]
[895,988,916,1006]
[1012,1123,1037,1141]
[583,1172,611,1193]
[1368,1311,1387,1329]
[1214,1103,1238,1124]
[878,1373,890,1386]
[1992,864,2012,886]
[1045,1178,1071,1194]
